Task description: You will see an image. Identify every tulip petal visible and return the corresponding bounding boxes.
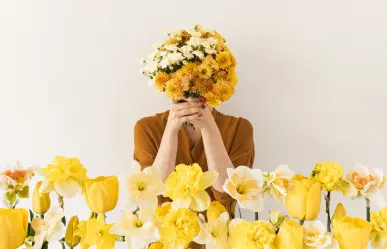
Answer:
[190,190,211,212]
[54,177,80,198]
[238,194,264,212]
[199,171,218,190]
[305,183,321,220]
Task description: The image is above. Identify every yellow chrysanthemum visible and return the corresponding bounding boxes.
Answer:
[40,156,88,198]
[174,63,199,79]
[371,207,387,249]
[213,79,235,102]
[230,52,237,66]
[164,163,217,212]
[213,31,225,43]
[165,79,184,100]
[202,91,221,107]
[227,67,238,86]
[311,162,343,192]
[154,72,170,92]
[216,51,232,69]
[197,65,213,79]
[229,219,276,249]
[160,208,200,248]
[193,78,213,95]
[207,201,227,222]
[201,56,219,71]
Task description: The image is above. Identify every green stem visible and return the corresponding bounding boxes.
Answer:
[325,191,332,232]
[366,198,371,222]
[255,212,259,221]
[300,219,305,226]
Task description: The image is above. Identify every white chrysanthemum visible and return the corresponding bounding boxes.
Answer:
[192,50,204,59]
[187,37,203,46]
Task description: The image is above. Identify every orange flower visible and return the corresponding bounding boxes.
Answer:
[213,80,235,102]
[165,79,184,100]
[154,72,170,92]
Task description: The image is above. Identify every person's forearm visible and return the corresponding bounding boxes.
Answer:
[153,125,178,181]
[202,126,234,192]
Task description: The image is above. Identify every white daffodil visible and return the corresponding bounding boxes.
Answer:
[124,161,165,212]
[263,165,294,204]
[223,166,265,212]
[0,161,35,191]
[304,220,339,249]
[342,163,385,207]
[110,208,159,249]
[193,212,229,249]
[31,206,66,249]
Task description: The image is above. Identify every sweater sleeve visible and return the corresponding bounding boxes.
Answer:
[133,120,157,170]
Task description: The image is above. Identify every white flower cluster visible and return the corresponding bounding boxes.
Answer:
[139,26,219,81]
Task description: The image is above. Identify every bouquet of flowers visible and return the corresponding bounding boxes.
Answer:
[1,157,386,249]
[140,24,238,107]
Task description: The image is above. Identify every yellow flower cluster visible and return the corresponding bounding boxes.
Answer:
[311,161,343,191]
[141,25,238,107]
[371,207,387,249]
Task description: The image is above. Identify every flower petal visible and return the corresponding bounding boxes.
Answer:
[370,189,386,208]
[199,171,218,190]
[190,190,211,212]
[171,196,191,210]
[54,177,80,198]
[238,194,264,212]
[39,179,54,194]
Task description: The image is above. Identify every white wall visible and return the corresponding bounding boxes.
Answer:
[1,1,387,248]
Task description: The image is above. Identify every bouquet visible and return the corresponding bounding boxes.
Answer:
[140,24,238,107]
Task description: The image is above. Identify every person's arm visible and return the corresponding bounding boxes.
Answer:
[136,101,203,180]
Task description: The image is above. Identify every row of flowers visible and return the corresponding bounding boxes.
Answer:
[0,157,386,249]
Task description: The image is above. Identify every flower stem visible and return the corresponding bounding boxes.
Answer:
[366,198,371,222]
[299,219,305,226]
[325,191,332,232]
[255,212,259,221]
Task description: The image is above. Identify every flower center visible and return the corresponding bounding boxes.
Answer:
[137,182,146,191]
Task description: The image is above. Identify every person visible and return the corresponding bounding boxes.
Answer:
[133,97,255,248]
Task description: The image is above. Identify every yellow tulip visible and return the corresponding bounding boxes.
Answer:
[83,176,119,214]
[32,181,51,215]
[149,242,164,249]
[275,220,304,249]
[65,216,81,248]
[286,175,321,221]
[334,216,372,249]
[0,208,29,249]
[332,203,346,224]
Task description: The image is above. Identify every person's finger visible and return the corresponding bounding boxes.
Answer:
[179,113,202,123]
[172,101,202,111]
[174,107,202,117]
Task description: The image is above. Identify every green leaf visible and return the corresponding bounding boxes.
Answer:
[17,185,30,198]
[5,190,17,207]
[29,209,35,222]
[27,222,35,237]
[61,216,67,226]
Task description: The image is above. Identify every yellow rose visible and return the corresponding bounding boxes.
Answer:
[65,216,81,248]
[229,219,276,249]
[32,181,51,215]
[207,201,227,222]
[286,175,321,221]
[83,176,119,214]
[160,208,200,248]
[311,162,343,191]
[370,207,387,249]
[334,216,372,249]
[0,208,28,249]
[275,220,304,249]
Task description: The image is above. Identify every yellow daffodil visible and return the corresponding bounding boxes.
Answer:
[165,163,217,212]
[159,208,200,249]
[32,206,66,249]
[311,162,343,192]
[286,175,321,221]
[32,181,51,215]
[223,166,265,212]
[74,221,91,249]
[206,201,227,222]
[0,208,28,249]
[110,208,159,249]
[338,163,385,207]
[193,212,229,249]
[263,165,294,204]
[275,220,303,249]
[82,215,118,249]
[155,202,171,224]
[303,220,339,249]
[65,216,81,248]
[0,161,35,207]
[333,216,372,249]
[124,161,165,212]
[370,207,387,249]
[39,156,88,198]
[229,219,276,249]
[269,210,288,230]
[83,176,119,214]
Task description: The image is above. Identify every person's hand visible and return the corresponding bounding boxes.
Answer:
[166,101,203,133]
[190,105,217,131]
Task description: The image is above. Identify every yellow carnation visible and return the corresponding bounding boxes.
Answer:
[154,72,170,92]
[213,79,235,102]
[165,79,184,100]
[216,51,232,69]
[371,207,387,249]
[160,208,200,248]
[229,219,276,249]
[311,162,343,191]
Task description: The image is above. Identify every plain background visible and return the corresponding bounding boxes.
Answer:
[1,1,387,248]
